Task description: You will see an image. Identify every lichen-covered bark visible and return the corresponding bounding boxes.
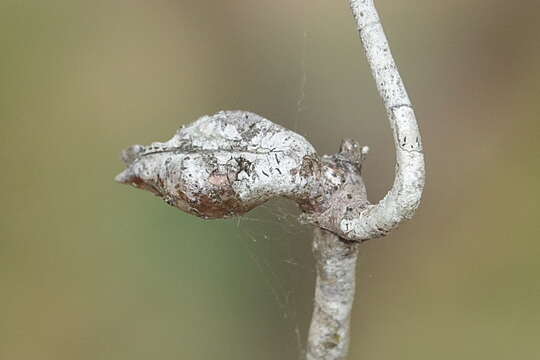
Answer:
[306,228,359,360]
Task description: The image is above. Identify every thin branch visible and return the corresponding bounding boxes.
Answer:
[336,0,425,241]
[305,2,425,359]
[306,228,359,360]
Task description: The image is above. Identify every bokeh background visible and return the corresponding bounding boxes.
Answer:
[1,0,539,359]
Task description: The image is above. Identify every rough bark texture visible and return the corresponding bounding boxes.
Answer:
[115,1,425,360]
[306,228,359,360]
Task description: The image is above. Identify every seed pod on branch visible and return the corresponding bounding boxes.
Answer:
[115,109,374,234]
[115,2,426,243]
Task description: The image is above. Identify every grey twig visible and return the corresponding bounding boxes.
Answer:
[306,229,359,360]
[339,0,426,241]
[115,1,425,359]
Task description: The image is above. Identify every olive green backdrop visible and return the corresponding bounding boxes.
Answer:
[1,0,539,359]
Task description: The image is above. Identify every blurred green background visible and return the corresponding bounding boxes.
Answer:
[1,0,539,359]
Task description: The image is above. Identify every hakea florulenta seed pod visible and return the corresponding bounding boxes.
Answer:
[116,111,320,219]
[116,110,372,240]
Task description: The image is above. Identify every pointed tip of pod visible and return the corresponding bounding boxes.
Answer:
[114,169,132,184]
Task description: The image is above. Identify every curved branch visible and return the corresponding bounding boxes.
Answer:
[339,0,426,240]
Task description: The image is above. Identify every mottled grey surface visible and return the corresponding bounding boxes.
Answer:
[116,111,316,218]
